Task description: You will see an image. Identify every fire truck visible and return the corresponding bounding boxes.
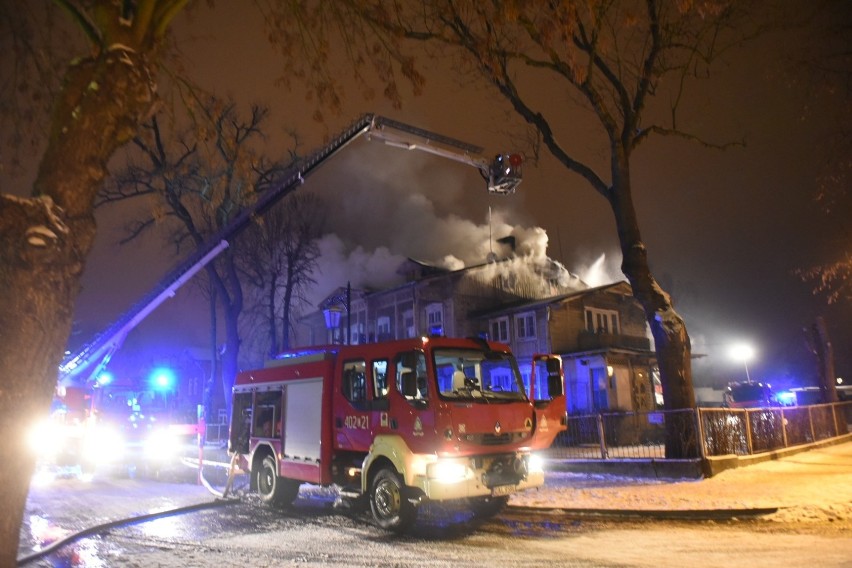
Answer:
[722,381,778,408]
[228,336,566,532]
[30,379,197,479]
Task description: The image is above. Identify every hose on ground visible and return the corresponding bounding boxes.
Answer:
[17,498,238,566]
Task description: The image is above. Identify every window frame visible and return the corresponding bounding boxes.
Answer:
[489,316,510,343]
[426,303,443,336]
[585,307,620,334]
[515,311,536,340]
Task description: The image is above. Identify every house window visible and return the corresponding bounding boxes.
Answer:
[426,303,443,336]
[350,322,364,345]
[377,316,391,339]
[403,309,415,338]
[490,316,509,343]
[515,312,536,340]
[585,308,620,334]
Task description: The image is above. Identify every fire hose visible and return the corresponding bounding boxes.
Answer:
[16,498,238,566]
[17,452,244,566]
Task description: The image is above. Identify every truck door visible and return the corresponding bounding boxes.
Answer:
[530,354,567,448]
[335,358,373,451]
[383,350,434,453]
[368,358,390,438]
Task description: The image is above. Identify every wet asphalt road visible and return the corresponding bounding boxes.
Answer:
[19,464,852,567]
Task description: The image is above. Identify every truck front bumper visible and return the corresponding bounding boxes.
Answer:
[408,453,545,502]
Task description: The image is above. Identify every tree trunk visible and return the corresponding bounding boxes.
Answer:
[205,251,243,423]
[812,317,838,403]
[0,48,158,563]
[204,287,218,432]
[610,152,698,459]
[282,269,295,351]
[268,273,279,356]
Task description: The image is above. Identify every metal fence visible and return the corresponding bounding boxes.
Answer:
[205,422,229,444]
[202,401,850,458]
[547,401,851,460]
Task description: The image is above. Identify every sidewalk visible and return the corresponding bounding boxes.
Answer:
[511,439,852,523]
[191,438,852,523]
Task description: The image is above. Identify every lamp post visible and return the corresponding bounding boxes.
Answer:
[321,282,351,344]
[729,343,755,383]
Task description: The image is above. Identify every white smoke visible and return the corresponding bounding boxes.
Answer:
[309,207,561,305]
[314,235,404,292]
[304,138,595,306]
[575,252,624,287]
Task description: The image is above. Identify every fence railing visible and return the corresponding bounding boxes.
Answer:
[546,401,851,460]
[205,422,229,444]
[203,401,850,457]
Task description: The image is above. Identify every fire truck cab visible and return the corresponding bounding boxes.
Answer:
[229,336,566,531]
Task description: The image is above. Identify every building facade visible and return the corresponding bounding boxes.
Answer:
[294,259,658,415]
[472,282,659,415]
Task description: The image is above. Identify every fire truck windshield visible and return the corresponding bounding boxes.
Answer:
[433,348,527,402]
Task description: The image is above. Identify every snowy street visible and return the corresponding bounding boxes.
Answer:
[19,441,852,567]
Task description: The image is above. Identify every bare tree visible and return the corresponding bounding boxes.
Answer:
[239,193,325,357]
[99,100,291,420]
[261,0,762,458]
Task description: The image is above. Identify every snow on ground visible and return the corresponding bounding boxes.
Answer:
[511,441,852,524]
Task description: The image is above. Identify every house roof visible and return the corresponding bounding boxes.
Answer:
[310,255,591,315]
[468,280,632,319]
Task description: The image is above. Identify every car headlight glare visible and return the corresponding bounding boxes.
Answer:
[82,427,125,464]
[145,429,180,459]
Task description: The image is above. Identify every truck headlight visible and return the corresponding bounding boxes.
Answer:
[427,460,468,483]
[527,453,544,474]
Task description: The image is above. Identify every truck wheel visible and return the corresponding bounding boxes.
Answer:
[256,456,300,507]
[370,467,416,532]
[469,495,510,518]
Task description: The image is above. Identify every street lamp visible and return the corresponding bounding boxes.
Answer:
[321,282,351,344]
[729,343,755,383]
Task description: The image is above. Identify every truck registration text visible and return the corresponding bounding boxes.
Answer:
[343,415,369,430]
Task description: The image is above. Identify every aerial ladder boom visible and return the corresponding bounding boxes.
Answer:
[60,113,523,385]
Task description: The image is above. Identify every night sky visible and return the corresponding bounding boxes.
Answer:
[57,3,850,390]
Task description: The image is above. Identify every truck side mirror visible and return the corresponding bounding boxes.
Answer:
[400,371,417,398]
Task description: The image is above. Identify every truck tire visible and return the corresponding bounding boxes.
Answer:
[256,456,300,507]
[369,467,416,532]
[469,495,510,518]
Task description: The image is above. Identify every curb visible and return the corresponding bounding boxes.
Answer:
[506,504,780,521]
[545,457,704,479]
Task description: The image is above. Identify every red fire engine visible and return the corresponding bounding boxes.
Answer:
[228,336,565,531]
